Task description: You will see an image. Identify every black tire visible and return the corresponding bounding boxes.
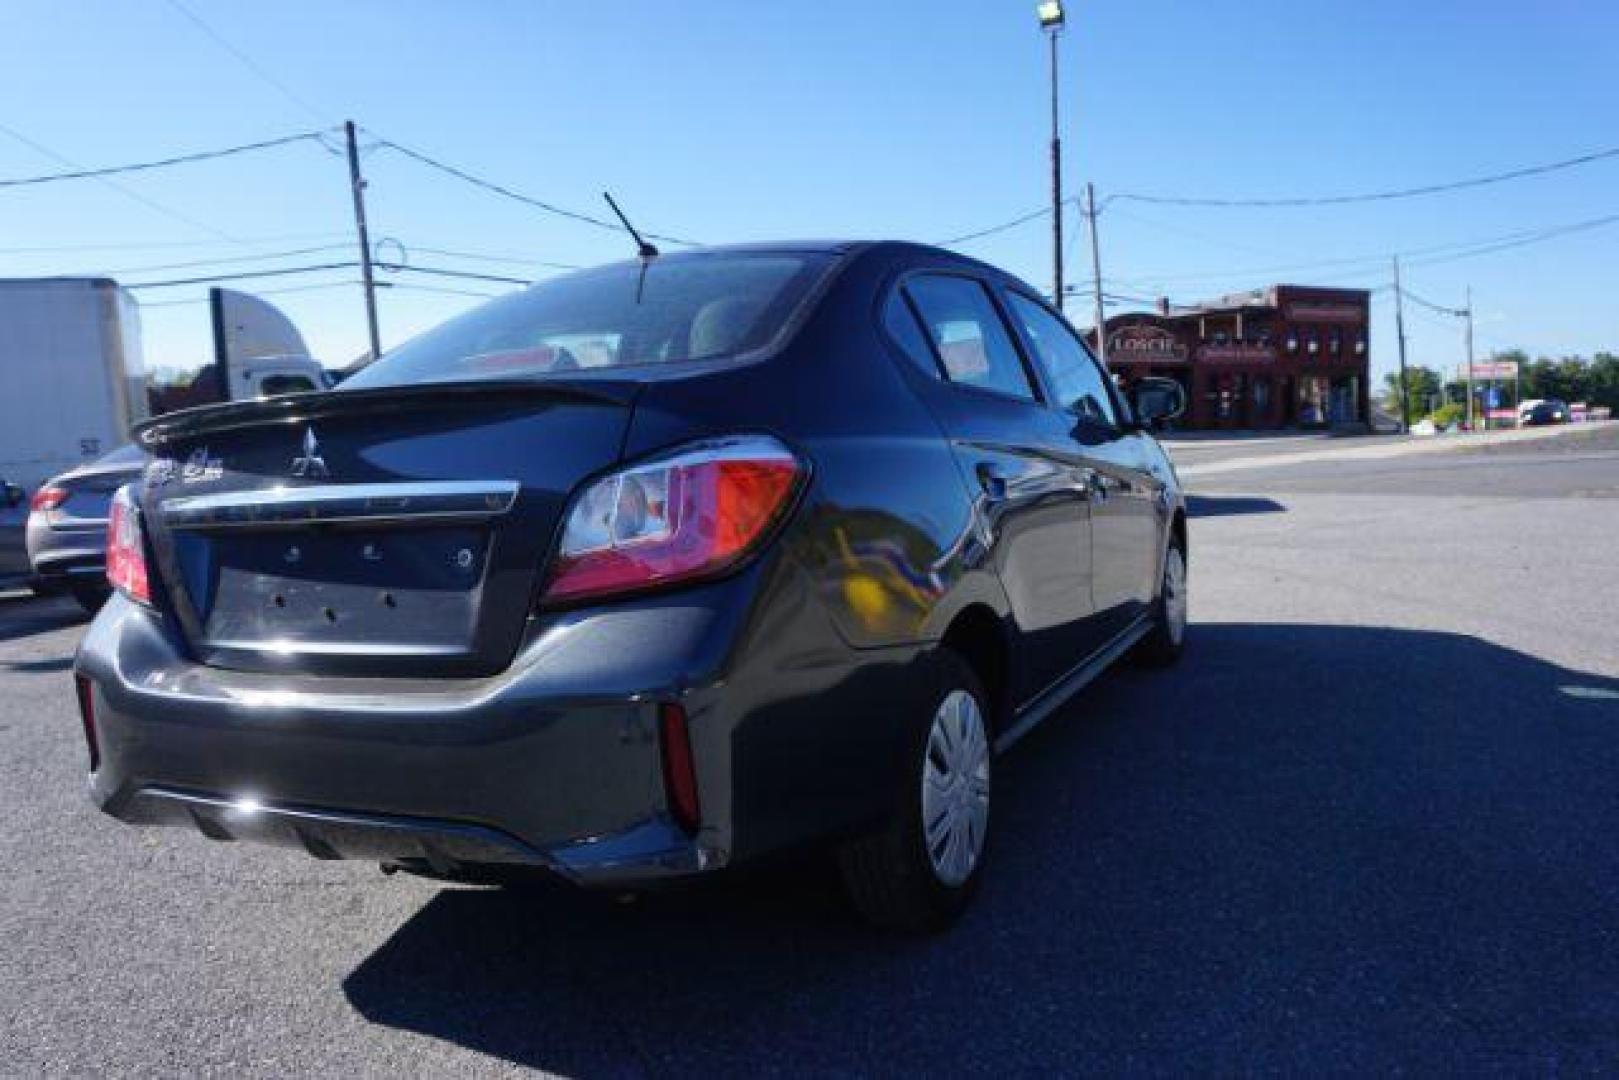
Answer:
[1133,532,1187,667]
[70,583,112,614]
[837,648,991,933]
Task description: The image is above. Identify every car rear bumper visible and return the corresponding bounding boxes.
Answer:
[27,520,106,585]
[108,786,706,886]
[73,589,749,887]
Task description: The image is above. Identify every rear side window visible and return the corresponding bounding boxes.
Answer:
[259,374,318,397]
[344,252,835,388]
[1004,292,1117,425]
[881,290,940,377]
[903,275,1037,401]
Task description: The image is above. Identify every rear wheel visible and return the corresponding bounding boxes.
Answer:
[838,650,991,933]
[1134,534,1187,666]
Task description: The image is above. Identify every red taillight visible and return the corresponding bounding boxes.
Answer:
[105,485,151,605]
[540,436,802,606]
[74,673,100,773]
[659,703,700,834]
[30,485,67,513]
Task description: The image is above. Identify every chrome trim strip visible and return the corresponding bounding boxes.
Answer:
[161,480,519,530]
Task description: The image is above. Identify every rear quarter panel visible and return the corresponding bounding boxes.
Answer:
[619,249,1014,857]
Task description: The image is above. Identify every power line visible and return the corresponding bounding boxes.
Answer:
[1402,211,1619,270]
[123,260,531,290]
[0,129,328,190]
[1114,208,1619,292]
[100,244,352,276]
[0,122,239,241]
[381,282,507,301]
[139,279,362,307]
[935,204,1054,247]
[1106,143,1619,209]
[1399,288,1467,318]
[939,141,1619,257]
[370,134,700,246]
[391,264,529,286]
[408,244,581,271]
[0,231,350,255]
[163,0,331,124]
[126,261,358,289]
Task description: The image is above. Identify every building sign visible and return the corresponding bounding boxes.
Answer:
[1106,322,1188,364]
[1460,361,1519,380]
[1285,302,1364,323]
[1195,343,1277,364]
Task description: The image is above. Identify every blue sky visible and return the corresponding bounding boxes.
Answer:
[2,0,1615,384]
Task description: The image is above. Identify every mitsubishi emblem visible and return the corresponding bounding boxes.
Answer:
[291,427,329,479]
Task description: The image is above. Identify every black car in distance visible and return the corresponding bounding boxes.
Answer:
[74,241,1188,931]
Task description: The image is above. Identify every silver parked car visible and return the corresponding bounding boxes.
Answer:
[27,444,146,612]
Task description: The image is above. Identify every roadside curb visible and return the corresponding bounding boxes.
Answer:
[1175,421,1617,478]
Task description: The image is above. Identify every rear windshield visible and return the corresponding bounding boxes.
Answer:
[344,252,835,388]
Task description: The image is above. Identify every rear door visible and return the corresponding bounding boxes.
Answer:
[888,272,1100,700]
[1001,290,1164,639]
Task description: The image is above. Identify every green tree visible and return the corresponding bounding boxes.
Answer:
[1587,353,1619,410]
[1524,357,1559,400]
[1381,365,1442,421]
[1555,357,1592,402]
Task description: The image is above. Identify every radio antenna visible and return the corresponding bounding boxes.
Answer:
[602,191,660,260]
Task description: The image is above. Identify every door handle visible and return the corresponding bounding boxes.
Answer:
[976,463,1010,502]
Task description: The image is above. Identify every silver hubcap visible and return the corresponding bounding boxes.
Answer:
[921,689,990,888]
[1164,547,1187,645]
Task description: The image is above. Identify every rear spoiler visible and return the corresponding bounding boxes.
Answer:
[133,378,642,448]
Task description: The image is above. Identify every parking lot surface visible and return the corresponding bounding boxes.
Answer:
[3,437,1617,1074]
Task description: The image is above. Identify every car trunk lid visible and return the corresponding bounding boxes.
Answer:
[135,379,638,677]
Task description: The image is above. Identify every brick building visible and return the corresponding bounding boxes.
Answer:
[1094,285,1371,430]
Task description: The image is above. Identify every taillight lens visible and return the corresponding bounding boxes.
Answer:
[540,436,803,606]
[29,485,67,513]
[106,485,151,605]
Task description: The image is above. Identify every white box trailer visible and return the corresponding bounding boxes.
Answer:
[0,277,147,491]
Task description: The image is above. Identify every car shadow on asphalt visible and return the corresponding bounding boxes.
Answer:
[0,592,89,643]
[343,624,1619,1073]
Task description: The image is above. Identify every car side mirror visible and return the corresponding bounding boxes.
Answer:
[1129,377,1187,431]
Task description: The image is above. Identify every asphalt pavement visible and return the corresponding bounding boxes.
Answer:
[3,431,1617,1075]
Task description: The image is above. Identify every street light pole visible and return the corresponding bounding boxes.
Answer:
[1038,2,1066,310]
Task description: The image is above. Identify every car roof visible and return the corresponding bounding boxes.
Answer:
[586,239,1015,278]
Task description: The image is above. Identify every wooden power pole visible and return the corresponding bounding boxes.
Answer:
[345,120,382,362]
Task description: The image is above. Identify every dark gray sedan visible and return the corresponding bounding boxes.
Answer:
[27,444,146,611]
[73,242,1187,931]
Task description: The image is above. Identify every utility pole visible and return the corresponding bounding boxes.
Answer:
[345,120,382,362]
[1392,256,1411,432]
[1039,3,1066,310]
[1085,182,1107,363]
[1463,285,1476,432]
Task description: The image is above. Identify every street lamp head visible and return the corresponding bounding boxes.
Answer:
[1037,1,1066,31]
